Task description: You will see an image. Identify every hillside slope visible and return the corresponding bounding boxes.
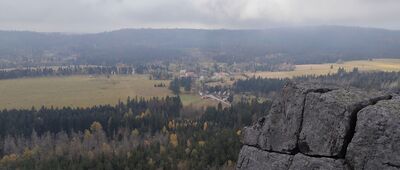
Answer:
[1,26,400,66]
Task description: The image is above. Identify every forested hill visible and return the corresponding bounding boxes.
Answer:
[1,26,400,66]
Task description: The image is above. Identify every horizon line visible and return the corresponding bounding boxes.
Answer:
[0,25,399,34]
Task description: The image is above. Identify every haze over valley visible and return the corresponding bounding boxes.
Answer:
[0,0,399,169]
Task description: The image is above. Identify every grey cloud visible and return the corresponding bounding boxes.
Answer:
[0,0,399,32]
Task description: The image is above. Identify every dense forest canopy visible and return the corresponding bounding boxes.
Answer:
[1,26,400,68]
[0,96,269,169]
[216,69,400,96]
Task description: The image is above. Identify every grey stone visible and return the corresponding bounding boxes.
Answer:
[257,82,336,153]
[237,83,399,170]
[242,126,261,146]
[346,98,400,170]
[237,145,293,170]
[299,89,390,156]
[242,117,265,146]
[289,154,349,170]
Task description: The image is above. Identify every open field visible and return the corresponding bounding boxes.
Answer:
[0,75,221,109]
[180,94,218,109]
[0,75,172,109]
[246,59,400,78]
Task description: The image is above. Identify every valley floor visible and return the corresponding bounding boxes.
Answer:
[0,75,172,109]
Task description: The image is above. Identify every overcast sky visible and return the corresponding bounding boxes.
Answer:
[0,0,399,32]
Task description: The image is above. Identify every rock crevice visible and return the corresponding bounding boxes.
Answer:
[384,162,400,169]
[339,95,393,158]
[238,82,399,170]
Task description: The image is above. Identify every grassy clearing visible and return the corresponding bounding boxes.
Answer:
[0,75,220,110]
[0,75,172,109]
[246,59,400,78]
[180,94,218,109]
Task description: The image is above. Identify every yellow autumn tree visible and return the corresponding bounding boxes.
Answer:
[168,120,175,129]
[131,129,140,137]
[1,154,18,165]
[84,129,92,140]
[90,121,103,133]
[198,141,206,147]
[22,147,34,159]
[169,133,178,148]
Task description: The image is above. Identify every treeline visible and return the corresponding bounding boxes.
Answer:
[0,64,174,80]
[294,68,400,91]
[233,76,287,95]
[244,63,295,72]
[232,69,400,95]
[204,85,231,94]
[0,66,135,80]
[201,100,272,128]
[169,77,193,94]
[137,64,172,80]
[0,96,182,137]
[0,97,269,169]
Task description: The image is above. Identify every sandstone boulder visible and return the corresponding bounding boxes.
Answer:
[237,145,292,170]
[256,82,336,153]
[346,98,400,170]
[299,89,390,156]
[237,83,399,170]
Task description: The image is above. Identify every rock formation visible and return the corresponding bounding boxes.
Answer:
[237,82,400,170]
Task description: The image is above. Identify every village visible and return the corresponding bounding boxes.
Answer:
[177,67,233,106]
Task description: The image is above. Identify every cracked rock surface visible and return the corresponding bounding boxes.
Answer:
[346,98,400,170]
[246,82,338,153]
[289,153,348,170]
[299,89,390,157]
[238,82,399,170]
[237,146,292,170]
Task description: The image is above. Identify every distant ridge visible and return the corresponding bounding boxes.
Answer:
[1,26,400,66]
